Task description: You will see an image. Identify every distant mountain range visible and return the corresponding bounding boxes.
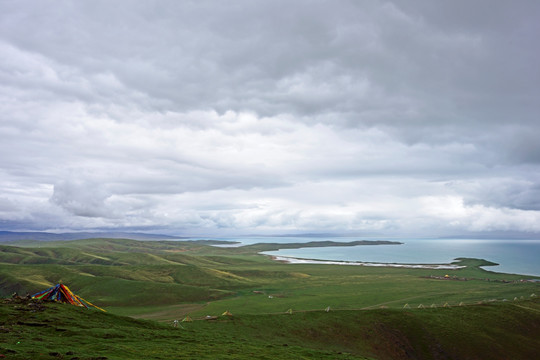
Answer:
[0,231,185,242]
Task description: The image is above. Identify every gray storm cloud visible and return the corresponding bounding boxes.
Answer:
[1,0,540,236]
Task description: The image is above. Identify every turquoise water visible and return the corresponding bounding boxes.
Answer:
[208,237,540,277]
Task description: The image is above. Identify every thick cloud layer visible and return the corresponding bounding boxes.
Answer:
[1,0,540,236]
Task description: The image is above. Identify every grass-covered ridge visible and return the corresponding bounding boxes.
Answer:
[1,238,539,359]
[1,296,539,360]
[1,238,538,313]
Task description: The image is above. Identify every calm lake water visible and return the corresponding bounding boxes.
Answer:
[207,237,540,277]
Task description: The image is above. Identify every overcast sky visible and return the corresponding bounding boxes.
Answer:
[1,0,540,237]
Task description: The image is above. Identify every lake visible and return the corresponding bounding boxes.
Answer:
[207,237,540,277]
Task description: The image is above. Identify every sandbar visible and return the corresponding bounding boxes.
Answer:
[271,255,465,270]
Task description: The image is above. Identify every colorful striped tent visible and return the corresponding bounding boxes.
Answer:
[32,284,105,312]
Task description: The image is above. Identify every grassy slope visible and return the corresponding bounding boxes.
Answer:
[1,298,539,360]
[1,240,538,315]
[1,238,539,359]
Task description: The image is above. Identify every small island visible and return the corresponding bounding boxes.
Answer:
[241,239,402,252]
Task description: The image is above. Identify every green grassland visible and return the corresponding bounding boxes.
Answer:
[2,296,539,360]
[1,238,540,359]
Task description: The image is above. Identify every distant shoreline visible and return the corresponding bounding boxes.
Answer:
[270,255,466,270]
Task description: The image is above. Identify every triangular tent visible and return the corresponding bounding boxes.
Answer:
[222,310,233,316]
[182,316,193,322]
[32,284,105,312]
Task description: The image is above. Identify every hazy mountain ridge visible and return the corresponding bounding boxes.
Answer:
[0,231,185,242]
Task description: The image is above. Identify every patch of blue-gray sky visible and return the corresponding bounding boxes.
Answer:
[1,0,540,237]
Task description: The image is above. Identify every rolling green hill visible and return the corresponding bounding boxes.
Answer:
[1,296,539,360]
[1,238,539,359]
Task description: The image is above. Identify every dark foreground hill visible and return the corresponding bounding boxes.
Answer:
[1,296,540,360]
